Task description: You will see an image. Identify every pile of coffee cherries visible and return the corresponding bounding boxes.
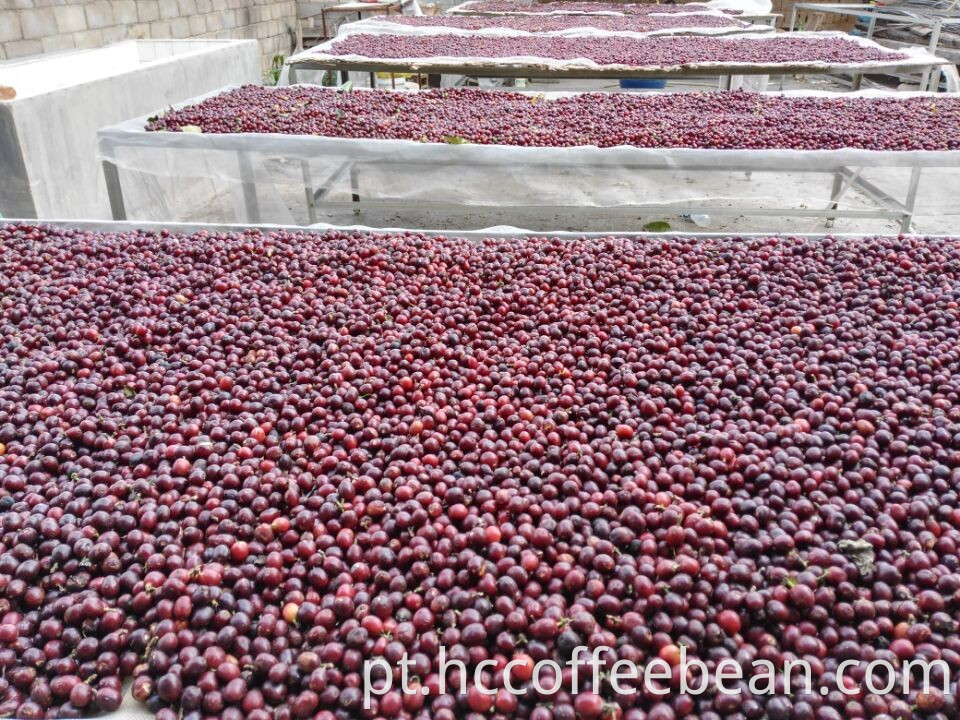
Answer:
[1,223,959,720]
[146,86,959,152]
[322,32,907,68]
[455,2,739,16]
[376,13,746,32]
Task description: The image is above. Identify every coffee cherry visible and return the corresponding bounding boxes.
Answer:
[147,85,959,153]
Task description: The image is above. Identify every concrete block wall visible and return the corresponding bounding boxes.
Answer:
[0,0,297,76]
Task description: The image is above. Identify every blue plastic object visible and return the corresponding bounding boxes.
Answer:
[619,78,667,89]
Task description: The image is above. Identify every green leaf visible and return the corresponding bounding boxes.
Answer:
[443,135,469,145]
[642,221,671,232]
[338,81,353,92]
[123,387,136,398]
[180,125,203,134]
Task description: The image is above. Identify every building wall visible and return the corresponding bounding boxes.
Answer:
[0,0,297,75]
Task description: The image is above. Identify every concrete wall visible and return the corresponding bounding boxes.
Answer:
[0,0,297,75]
[1,39,260,219]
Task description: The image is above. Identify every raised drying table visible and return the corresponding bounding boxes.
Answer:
[788,3,960,90]
[285,29,951,91]
[447,1,737,16]
[312,6,779,88]
[445,1,780,24]
[351,11,776,37]
[97,85,960,232]
[296,2,403,50]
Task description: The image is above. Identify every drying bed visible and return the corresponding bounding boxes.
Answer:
[144,86,960,152]
[100,86,960,229]
[360,12,756,35]
[2,222,960,720]
[449,1,744,16]
[320,32,906,65]
[287,30,945,81]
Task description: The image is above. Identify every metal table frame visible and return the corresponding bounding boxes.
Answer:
[321,1,402,42]
[289,59,955,92]
[288,56,952,91]
[99,121,955,233]
[294,0,403,88]
[788,3,960,90]
[286,31,953,91]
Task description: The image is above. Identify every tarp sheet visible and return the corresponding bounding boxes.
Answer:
[286,29,945,77]
[96,85,960,227]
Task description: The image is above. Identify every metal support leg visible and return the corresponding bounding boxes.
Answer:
[825,171,844,228]
[340,70,349,85]
[369,72,376,88]
[237,151,260,224]
[301,160,318,225]
[788,5,798,31]
[349,163,361,216]
[865,10,878,40]
[900,166,922,234]
[102,160,127,221]
[922,20,943,91]
[719,75,732,91]
[851,8,875,90]
[312,161,353,205]
[826,166,909,230]
[941,65,960,93]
